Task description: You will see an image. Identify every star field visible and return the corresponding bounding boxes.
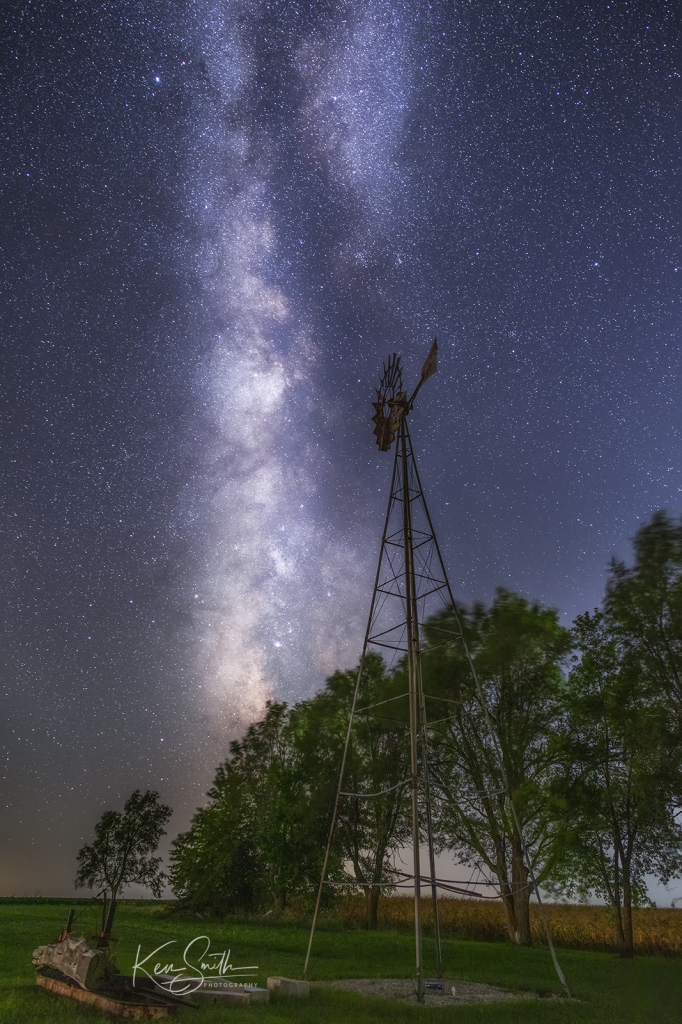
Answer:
[1,0,680,893]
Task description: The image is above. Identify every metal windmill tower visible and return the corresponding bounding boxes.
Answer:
[303,341,570,1003]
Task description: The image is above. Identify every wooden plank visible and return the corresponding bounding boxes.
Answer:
[36,975,171,1019]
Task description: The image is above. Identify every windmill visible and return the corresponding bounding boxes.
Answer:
[303,341,570,1003]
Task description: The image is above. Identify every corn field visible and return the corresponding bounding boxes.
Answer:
[333,895,682,956]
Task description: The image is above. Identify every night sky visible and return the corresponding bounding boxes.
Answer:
[1,0,680,896]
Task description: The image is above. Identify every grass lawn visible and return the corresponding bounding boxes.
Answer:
[0,901,680,1023]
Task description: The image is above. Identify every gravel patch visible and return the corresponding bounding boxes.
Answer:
[316,977,550,1007]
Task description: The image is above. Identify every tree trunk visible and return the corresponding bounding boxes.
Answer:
[365,885,380,930]
[99,892,117,946]
[609,851,627,954]
[501,889,521,944]
[511,886,532,946]
[621,871,635,958]
[500,848,532,946]
[511,845,532,946]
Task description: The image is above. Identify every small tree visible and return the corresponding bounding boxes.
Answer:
[76,790,172,939]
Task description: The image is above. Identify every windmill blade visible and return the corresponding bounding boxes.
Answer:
[371,355,404,451]
[406,338,438,410]
[420,338,438,382]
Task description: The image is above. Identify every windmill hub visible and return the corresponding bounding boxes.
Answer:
[371,341,438,452]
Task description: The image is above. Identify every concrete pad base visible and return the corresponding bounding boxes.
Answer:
[267,976,310,998]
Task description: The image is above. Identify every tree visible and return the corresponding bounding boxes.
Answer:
[171,657,410,927]
[248,701,336,910]
[423,590,572,945]
[300,653,411,928]
[551,610,682,956]
[171,702,336,914]
[606,510,682,725]
[76,790,172,939]
[170,769,261,914]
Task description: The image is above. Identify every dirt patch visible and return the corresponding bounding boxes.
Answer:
[316,977,554,1007]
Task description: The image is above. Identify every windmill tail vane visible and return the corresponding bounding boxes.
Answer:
[371,339,438,451]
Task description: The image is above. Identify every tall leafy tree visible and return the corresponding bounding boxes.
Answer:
[423,590,572,945]
[171,656,410,926]
[606,510,682,724]
[300,653,411,928]
[551,610,682,956]
[170,756,261,913]
[76,789,172,937]
[171,702,335,913]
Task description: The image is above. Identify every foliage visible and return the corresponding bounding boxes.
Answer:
[301,653,412,927]
[75,790,172,903]
[605,510,682,712]
[549,609,682,956]
[171,655,411,924]
[171,512,682,953]
[422,590,573,946]
[604,511,682,802]
[170,701,338,914]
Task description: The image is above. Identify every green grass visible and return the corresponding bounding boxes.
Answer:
[1,901,680,1023]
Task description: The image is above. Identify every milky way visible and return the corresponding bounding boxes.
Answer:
[182,0,423,721]
[1,0,680,893]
